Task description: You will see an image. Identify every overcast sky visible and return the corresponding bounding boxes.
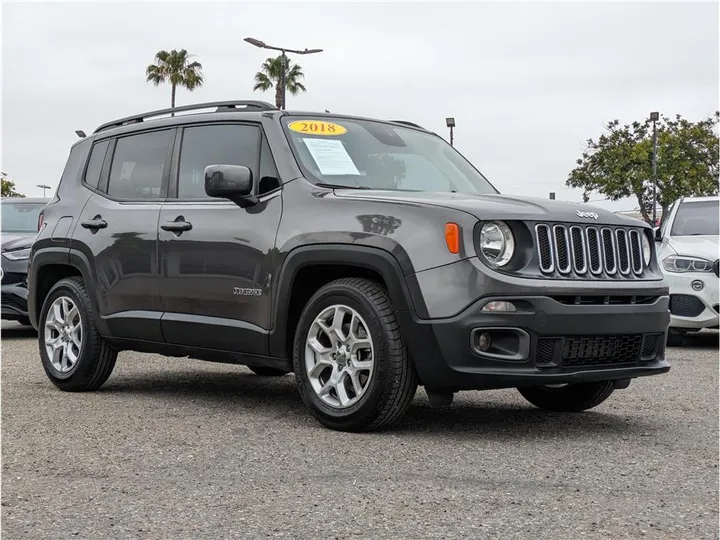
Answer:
[2,1,718,210]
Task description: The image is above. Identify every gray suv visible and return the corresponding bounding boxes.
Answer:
[28,100,670,431]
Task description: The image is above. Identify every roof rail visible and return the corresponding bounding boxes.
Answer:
[390,120,426,130]
[93,100,278,134]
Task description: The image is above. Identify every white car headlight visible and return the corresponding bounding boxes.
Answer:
[479,221,515,267]
[641,232,652,265]
[662,255,714,273]
[2,248,31,261]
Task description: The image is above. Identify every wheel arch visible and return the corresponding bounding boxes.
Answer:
[29,248,103,333]
[269,244,425,358]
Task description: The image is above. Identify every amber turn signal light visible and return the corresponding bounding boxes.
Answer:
[445,222,460,254]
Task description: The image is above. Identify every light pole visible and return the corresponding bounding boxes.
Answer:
[650,111,659,225]
[244,37,323,110]
[37,184,51,197]
[446,117,455,146]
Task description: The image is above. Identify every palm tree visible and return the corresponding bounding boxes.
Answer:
[253,56,306,109]
[145,49,204,111]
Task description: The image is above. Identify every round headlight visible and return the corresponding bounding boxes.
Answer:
[641,232,652,265]
[480,221,515,267]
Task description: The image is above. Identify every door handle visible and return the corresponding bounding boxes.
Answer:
[161,216,193,234]
[80,215,108,231]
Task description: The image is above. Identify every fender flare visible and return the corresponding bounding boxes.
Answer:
[268,244,427,358]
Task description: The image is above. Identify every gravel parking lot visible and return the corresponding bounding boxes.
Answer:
[1,321,718,539]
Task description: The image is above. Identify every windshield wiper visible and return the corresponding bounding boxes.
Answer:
[316,183,371,190]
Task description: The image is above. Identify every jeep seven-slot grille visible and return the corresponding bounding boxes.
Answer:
[535,223,647,279]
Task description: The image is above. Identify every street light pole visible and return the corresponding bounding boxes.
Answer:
[244,37,323,110]
[650,111,659,225]
[37,184,51,197]
[445,117,456,147]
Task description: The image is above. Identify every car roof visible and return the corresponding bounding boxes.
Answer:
[90,100,433,140]
[679,196,719,203]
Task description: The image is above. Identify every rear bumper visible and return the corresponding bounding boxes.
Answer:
[397,295,671,391]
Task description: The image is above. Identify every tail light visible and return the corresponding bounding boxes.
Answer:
[38,211,45,232]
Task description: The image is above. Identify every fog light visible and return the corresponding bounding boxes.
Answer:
[481,301,516,312]
[476,332,492,351]
[692,280,704,291]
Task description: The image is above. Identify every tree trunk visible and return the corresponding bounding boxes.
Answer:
[636,192,653,225]
[171,83,176,116]
[274,83,282,110]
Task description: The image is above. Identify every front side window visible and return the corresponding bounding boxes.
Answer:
[1,202,46,233]
[107,130,172,199]
[177,124,259,199]
[282,116,498,194]
[670,200,719,236]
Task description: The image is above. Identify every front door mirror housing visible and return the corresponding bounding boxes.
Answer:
[204,165,256,204]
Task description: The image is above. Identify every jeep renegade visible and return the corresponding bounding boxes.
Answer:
[28,100,671,432]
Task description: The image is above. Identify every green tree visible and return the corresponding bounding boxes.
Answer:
[252,56,306,109]
[1,174,25,198]
[145,49,204,110]
[567,112,719,225]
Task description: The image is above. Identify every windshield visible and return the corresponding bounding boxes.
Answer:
[283,116,498,194]
[670,200,719,236]
[1,201,45,233]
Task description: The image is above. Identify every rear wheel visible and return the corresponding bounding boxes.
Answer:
[293,278,417,432]
[38,277,117,392]
[247,365,290,377]
[518,381,615,412]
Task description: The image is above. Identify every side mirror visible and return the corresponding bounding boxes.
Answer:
[654,226,662,242]
[204,165,253,200]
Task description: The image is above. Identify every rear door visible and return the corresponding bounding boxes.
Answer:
[158,122,282,354]
[73,128,175,341]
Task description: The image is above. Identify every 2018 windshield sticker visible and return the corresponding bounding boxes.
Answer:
[289,120,347,135]
[303,138,360,176]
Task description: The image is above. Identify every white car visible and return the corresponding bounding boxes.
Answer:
[656,195,719,345]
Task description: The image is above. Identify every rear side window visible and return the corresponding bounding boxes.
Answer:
[107,130,172,199]
[177,124,259,199]
[84,140,109,189]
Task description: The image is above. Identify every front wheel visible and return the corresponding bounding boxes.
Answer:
[518,381,615,412]
[293,278,417,432]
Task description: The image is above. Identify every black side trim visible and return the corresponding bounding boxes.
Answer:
[269,244,424,358]
[105,337,291,371]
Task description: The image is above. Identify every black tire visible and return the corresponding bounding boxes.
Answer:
[666,328,686,347]
[293,278,417,432]
[247,365,290,377]
[38,277,117,392]
[517,381,615,412]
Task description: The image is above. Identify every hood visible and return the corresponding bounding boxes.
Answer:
[664,235,719,261]
[1,233,36,252]
[333,190,644,227]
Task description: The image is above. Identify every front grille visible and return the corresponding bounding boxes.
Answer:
[535,334,657,368]
[670,295,705,317]
[550,295,659,306]
[535,223,648,279]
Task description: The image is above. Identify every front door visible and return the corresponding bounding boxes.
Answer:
[158,123,282,354]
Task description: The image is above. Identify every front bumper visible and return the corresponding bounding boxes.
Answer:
[1,257,30,321]
[1,283,29,321]
[397,295,671,391]
[663,271,719,330]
